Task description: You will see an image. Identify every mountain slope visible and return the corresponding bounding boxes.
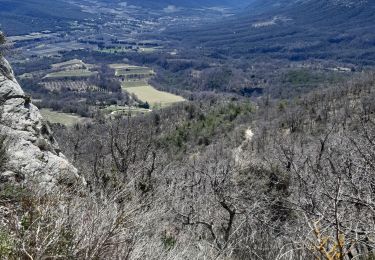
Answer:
[0,0,255,36]
[172,0,375,65]
[103,0,254,8]
[0,0,92,35]
[245,0,370,13]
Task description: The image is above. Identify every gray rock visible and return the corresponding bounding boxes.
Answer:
[0,56,81,189]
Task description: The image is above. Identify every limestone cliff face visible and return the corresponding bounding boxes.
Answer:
[0,56,79,188]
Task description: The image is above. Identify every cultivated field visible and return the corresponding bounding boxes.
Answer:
[123,84,185,108]
[44,69,97,79]
[117,70,154,77]
[99,46,160,54]
[40,109,86,126]
[112,63,185,108]
[41,80,99,92]
[109,63,154,78]
[121,80,148,88]
[98,47,132,54]
[109,64,134,70]
[8,32,56,42]
[52,59,86,70]
[116,67,154,77]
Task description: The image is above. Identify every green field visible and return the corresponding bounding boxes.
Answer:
[44,69,97,79]
[123,84,185,108]
[40,109,85,126]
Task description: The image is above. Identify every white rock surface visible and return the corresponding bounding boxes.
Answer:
[0,56,80,188]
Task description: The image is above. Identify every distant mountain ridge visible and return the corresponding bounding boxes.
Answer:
[105,0,254,8]
[245,0,373,15]
[0,0,255,35]
[247,0,369,10]
[172,0,375,65]
[0,0,92,35]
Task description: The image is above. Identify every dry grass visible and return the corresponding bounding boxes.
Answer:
[40,109,86,126]
[122,80,149,88]
[123,84,185,108]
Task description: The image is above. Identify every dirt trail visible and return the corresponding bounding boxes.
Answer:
[233,127,254,166]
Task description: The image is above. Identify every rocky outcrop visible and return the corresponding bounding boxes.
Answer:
[0,56,80,188]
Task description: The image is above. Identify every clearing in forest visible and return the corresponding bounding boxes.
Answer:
[112,63,185,108]
[40,109,86,126]
[124,84,185,108]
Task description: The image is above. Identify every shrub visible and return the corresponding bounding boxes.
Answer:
[0,184,29,202]
[0,230,14,258]
[162,234,176,251]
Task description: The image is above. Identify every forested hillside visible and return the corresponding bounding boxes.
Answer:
[111,0,253,8]
[54,72,375,259]
[0,0,92,35]
[1,60,374,258]
[0,0,253,35]
[1,0,375,259]
[173,0,375,65]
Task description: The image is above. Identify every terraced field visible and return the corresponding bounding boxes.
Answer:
[109,64,132,70]
[112,63,185,108]
[117,70,153,76]
[109,64,154,77]
[116,68,154,78]
[52,59,86,70]
[44,69,97,79]
[41,80,99,92]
